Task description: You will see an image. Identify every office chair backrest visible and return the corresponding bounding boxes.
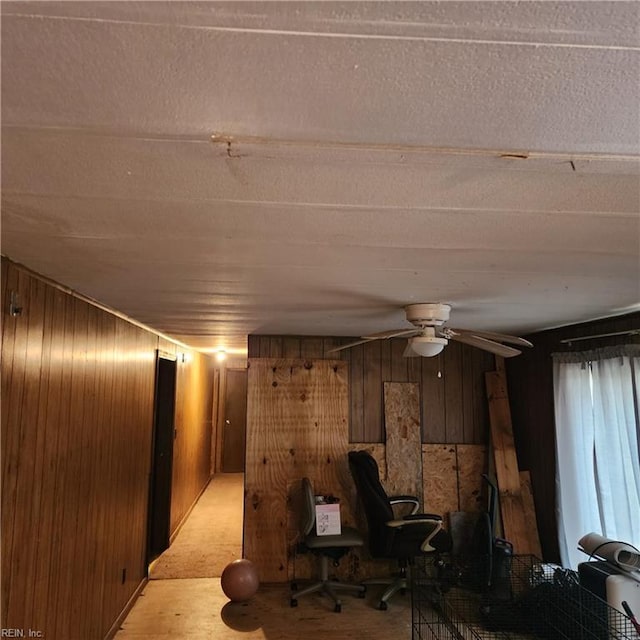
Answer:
[300,477,316,537]
[348,450,395,530]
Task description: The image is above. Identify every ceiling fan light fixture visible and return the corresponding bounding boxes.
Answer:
[409,335,448,357]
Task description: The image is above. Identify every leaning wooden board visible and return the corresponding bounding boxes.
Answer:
[485,370,539,555]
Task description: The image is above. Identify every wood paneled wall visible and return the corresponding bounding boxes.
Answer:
[248,335,495,444]
[506,312,640,563]
[1,258,215,640]
[171,351,215,534]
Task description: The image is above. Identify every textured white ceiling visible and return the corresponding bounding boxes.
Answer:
[1,1,639,353]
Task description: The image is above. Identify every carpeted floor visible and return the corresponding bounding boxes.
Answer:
[149,473,244,580]
[117,471,413,639]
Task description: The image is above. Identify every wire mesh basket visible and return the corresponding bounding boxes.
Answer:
[412,554,638,640]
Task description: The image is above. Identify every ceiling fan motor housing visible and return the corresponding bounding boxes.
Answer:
[405,303,451,327]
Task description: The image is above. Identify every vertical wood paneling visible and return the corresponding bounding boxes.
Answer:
[322,336,344,358]
[282,337,301,358]
[300,337,324,359]
[461,346,475,443]
[1,266,27,623]
[390,338,408,381]
[268,336,283,357]
[251,334,491,445]
[1,258,215,640]
[363,340,382,442]
[28,285,57,634]
[380,339,392,382]
[87,310,111,638]
[349,344,365,442]
[444,341,464,442]
[42,288,70,634]
[472,349,494,443]
[68,300,91,635]
[51,286,79,638]
[407,354,422,384]
[171,351,215,533]
[422,353,446,443]
[8,275,47,628]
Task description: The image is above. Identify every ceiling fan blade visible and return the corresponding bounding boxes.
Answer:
[402,342,421,358]
[326,338,375,353]
[448,333,522,358]
[363,328,421,339]
[447,328,533,348]
[327,328,422,353]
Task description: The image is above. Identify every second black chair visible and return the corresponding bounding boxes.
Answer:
[348,449,452,610]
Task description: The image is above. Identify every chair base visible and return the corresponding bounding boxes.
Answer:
[290,555,366,612]
[362,574,408,610]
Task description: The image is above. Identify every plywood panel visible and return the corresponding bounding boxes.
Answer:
[349,344,365,442]
[456,445,488,513]
[245,359,356,583]
[422,444,459,524]
[384,382,422,505]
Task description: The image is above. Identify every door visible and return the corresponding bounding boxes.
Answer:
[221,368,248,472]
[147,352,177,563]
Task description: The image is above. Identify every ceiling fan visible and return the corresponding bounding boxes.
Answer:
[327,303,533,358]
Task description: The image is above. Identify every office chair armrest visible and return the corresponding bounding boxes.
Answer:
[403,513,443,522]
[388,495,420,515]
[385,517,441,528]
[385,518,445,552]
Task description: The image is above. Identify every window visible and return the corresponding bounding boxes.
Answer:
[553,345,640,568]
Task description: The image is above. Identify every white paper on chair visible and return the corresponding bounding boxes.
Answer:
[315,503,341,536]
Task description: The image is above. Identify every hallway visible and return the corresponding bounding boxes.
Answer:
[115,473,411,639]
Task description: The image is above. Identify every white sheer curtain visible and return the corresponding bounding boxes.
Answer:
[553,346,640,569]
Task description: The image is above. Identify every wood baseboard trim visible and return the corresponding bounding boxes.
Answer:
[169,476,213,544]
[104,577,148,640]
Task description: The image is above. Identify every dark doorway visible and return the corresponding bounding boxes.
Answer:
[222,368,248,472]
[147,351,177,563]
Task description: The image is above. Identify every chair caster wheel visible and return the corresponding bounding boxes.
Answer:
[378,601,388,611]
[290,598,298,608]
[334,604,342,613]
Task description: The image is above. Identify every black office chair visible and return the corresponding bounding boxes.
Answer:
[348,450,452,610]
[290,477,366,612]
